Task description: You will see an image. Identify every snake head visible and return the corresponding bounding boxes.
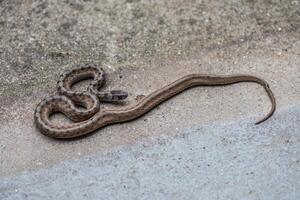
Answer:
[96,90,128,102]
[110,90,128,101]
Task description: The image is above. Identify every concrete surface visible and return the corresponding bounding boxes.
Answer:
[0,0,299,199]
[0,105,299,200]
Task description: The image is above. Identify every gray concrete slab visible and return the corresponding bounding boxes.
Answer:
[0,105,299,200]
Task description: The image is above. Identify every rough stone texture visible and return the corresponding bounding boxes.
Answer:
[0,0,299,199]
[0,0,299,97]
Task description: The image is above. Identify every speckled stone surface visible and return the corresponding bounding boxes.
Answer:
[0,0,299,98]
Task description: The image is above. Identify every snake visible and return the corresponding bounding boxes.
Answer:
[34,64,276,139]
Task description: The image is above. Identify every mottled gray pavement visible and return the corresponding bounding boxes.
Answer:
[0,0,299,199]
[1,105,299,200]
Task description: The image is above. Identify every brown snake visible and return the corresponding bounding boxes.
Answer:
[34,64,276,139]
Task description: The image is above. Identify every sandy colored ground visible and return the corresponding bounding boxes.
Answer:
[1,31,299,176]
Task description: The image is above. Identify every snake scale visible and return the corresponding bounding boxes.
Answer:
[34,64,276,139]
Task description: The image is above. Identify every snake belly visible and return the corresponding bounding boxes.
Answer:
[34,66,276,139]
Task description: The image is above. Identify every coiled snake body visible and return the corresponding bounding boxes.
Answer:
[34,64,276,139]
